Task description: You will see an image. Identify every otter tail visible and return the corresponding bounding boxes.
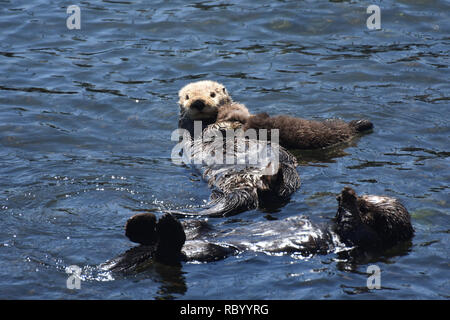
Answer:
[348,119,374,133]
[166,189,258,218]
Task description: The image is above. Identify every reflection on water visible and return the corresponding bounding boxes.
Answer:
[0,0,448,299]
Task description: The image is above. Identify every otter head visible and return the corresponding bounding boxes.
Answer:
[335,187,414,250]
[358,193,414,247]
[178,80,232,121]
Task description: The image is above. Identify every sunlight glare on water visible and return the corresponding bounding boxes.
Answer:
[0,0,448,299]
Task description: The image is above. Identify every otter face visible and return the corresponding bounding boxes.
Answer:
[178,80,232,120]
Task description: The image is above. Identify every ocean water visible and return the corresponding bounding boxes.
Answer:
[0,0,448,299]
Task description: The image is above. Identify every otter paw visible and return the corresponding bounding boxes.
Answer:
[125,213,157,245]
[156,213,186,251]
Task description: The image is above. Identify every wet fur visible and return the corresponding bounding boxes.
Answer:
[175,80,373,215]
[104,187,414,271]
[244,112,373,150]
[175,121,301,217]
[217,102,251,123]
[176,81,300,217]
[180,80,374,150]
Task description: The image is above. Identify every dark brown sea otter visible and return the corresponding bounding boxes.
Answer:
[102,187,414,272]
[243,113,373,150]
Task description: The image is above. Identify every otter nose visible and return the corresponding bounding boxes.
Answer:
[191,99,206,111]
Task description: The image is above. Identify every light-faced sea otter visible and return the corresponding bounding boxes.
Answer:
[102,187,414,271]
[179,80,373,150]
[175,80,300,217]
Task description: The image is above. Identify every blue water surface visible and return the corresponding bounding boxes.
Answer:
[0,0,448,299]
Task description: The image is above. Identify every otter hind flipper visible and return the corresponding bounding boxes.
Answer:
[164,189,258,218]
[125,213,158,245]
[154,213,186,265]
[198,189,258,217]
[122,213,187,265]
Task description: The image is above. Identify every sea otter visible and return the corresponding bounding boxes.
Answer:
[175,80,300,217]
[103,187,414,271]
[179,80,373,150]
[243,113,373,150]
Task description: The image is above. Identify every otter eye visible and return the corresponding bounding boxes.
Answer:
[210,92,216,98]
[222,88,226,93]
[185,94,189,100]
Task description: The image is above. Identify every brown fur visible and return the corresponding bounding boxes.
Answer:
[104,187,414,269]
[357,193,414,247]
[243,112,372,150]
[178,80,373,150]
[177,80,301,217]
[216,102,251,123]
[335,187,414,249]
